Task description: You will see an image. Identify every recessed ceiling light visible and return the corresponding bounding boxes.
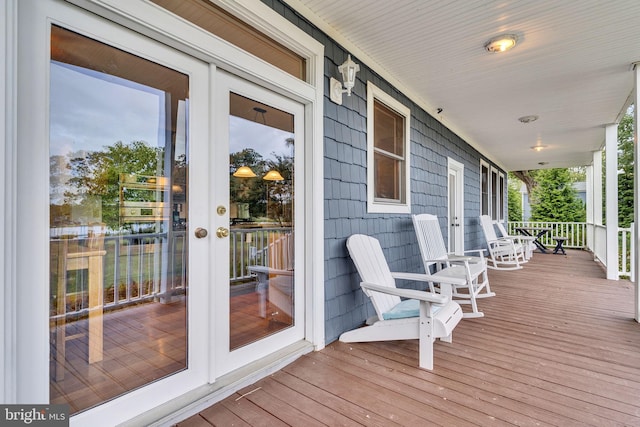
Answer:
[531,145,547,152]
[518,115,539,123]
[484,34,518,53]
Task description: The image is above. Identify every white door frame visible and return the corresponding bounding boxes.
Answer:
[15,1,211,424]
[3,0,325,421]
[447,158,465,254]
[213,71,306,377]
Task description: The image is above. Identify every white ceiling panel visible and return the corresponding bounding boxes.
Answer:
[285,0,640,171]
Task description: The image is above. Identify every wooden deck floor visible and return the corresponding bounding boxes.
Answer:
[177,250,640,427]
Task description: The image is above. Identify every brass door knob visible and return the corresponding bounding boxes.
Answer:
[194,227,208,239]
[216,227,229,238]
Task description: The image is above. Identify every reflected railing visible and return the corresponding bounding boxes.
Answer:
[50,226,292,318]
[49,230,187,320]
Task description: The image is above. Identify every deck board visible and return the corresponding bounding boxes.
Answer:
[185,250,640,427]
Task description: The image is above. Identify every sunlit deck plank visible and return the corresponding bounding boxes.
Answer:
[186,249,640,427]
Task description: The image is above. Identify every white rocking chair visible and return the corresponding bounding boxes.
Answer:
[496,222,535,260]
[339,234,464,370]
[412,213,494,318]
[479,215,526,270]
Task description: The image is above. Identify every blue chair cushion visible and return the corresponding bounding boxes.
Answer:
[382,299,441,320]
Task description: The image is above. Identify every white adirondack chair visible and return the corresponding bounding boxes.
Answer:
[248,232,294,318]
[479,215,526,270]
[496,222,535,260]
[412,214,494,318]
[340,234,464,370]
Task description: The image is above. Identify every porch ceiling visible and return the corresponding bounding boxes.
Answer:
[284,0,640,171]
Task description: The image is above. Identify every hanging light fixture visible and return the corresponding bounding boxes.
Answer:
[263,169,284,181]
[330,54,360,105]
[233,166,256,178]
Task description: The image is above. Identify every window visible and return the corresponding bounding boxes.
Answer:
[367,82,411,213]
[480,161,489,216]
[151,0,306,80]
[480,160,505,221]
[499,173,505,221]
[491,168,498,220]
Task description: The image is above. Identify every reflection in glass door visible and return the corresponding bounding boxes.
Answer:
[48,25,189,413]
[228,93,295,350]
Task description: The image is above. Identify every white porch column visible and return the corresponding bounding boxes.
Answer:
[586,164,594,251]
[633,62,640,322]
[593,150,603,226]
[605,123,619,280]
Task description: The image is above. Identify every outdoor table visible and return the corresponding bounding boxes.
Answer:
[514,227,551,253]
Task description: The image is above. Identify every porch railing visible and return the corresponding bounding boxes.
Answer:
[507,221,587,248]
[508,221,634,279]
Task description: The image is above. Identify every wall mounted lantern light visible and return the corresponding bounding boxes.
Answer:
[330,54,360,105]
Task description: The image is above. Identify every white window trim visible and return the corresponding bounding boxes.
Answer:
[480,159,490,218]
[498,172,506,221]
[366,81,411,214]
[484,164,505,222]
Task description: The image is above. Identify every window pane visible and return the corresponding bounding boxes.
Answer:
[151,0,306,80]
[491,171,498,220]
[374,101,404,156]
[481,164,489,216]
[49,26,188,413]
[374,153,403,201]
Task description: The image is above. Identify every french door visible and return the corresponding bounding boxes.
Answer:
[448,158,465,254]
[213,71,304,376]
[17,0,304,424]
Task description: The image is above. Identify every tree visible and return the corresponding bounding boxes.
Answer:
[63,140,165,230]
[530,168,585,222]
[507,175,522,221]
[617,107,634,228]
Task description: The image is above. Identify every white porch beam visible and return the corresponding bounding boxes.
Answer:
[605,123,619,280]
[634,62,640,322]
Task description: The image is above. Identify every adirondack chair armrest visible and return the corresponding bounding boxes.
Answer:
[390,271,467,286]
[360,281,449,305]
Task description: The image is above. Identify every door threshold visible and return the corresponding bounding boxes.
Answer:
[119,340,314,427]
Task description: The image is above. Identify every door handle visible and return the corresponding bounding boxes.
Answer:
[194,227,208,239]
[216,227,230,238]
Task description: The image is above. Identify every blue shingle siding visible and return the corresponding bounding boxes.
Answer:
[263,0,506,343]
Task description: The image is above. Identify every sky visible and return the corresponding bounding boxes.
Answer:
[50,60,291,163]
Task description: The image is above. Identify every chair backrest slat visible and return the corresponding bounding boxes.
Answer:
[346,234,401,319]
[412,214,448,269]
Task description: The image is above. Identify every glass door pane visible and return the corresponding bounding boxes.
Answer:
[49,25,189,413]
[228,93,295,350]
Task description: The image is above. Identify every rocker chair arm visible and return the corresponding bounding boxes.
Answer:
[359,281,449,305]
[390,271,467,286]
[459,248,487,257]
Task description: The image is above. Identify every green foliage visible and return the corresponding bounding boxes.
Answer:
[617,108,634,227]
[530,168,585,222]
[507,175,522,221]
[64,141,165,230]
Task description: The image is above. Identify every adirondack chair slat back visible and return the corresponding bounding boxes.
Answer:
[412,214,448,268]
[346,234,401,320]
